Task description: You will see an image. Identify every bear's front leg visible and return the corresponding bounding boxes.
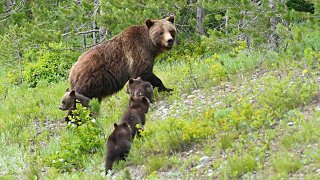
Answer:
[141,72,173,92]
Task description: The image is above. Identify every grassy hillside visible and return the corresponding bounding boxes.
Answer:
[1,26,320,179]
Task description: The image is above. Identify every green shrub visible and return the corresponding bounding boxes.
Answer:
[8,42,80,87]
[225,154,257,177]
[272,153,303,175]
[256,75,318,113]
[44,104,104,172]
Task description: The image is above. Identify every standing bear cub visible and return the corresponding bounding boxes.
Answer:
[105,123,132,175]
[126,77,154,103]
[120,96,150,138]
[69,16,176,101]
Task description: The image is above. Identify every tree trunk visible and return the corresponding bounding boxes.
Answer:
[269,0,279,51]
[196,2,205,35]
[92,21,98,44]
[93,0,100,44]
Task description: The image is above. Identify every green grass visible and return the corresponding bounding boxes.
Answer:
[1,43,320,179]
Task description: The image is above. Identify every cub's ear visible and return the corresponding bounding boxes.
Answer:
[66,88,70,92]
[122,122,129,128]
[166,15,174,24]
[128,78,134,85]
[69,90,75,97]
[146,19,154,28]
[114,123,118,128]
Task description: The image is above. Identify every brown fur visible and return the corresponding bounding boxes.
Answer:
[59,88,90,122]
[126,77,154,103]
[120,96,150,138]
[105,123,132,175]
[69,16,176,101]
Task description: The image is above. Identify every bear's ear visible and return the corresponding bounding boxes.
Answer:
[166,15,174,24]
[69,90,75,97]
[114,123,118,128]
[145,19,154,28]
[66,88,70,92]
[136,77,142,81]
[122,122,129,128]
[128,78,134,85]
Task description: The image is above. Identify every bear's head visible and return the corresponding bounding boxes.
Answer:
[59,88,76,111]
[126,77,154,103]
[146,15,176,51]
[129,96,150,113]
[112,123,132,140]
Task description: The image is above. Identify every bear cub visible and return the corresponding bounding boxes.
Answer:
[59,88,90,122]
[126,77,154,103]
[105,123,132,175]
[120,96,150,138]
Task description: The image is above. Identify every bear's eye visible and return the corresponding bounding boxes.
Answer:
[159,32,164,36]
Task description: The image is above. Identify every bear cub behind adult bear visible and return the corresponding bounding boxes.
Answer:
[59,88,90,122]
[69,16,176,101]
[120,96,150,138]
[105,123,132,175]
[126,77,154,103]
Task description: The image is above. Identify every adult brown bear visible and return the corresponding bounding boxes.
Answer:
[69,16,176,101]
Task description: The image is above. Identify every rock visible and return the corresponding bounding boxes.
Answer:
[184,99,191,104]
[287,122,294,126]
[195,164,203,170]
[187,95,195,99]
[192,89,201,94]
[199,156,210,165]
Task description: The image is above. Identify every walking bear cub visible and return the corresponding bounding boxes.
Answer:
[105,123,132,175]
[59,88,90,122]
[126,77,154,103]
[120,96,150,138]
[69,16,176,101]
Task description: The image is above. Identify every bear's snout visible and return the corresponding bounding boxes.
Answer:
[167,39,174,47]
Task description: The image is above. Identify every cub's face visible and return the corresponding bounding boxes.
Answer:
[146,16,176,50]
[126,77,153,102]
[59,90,76,111]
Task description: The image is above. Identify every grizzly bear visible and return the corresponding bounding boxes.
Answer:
[59,88,90,122]
[126,77,154,103]
[120,96,150,138]
[105,123,132,175]
[69,16,176,101]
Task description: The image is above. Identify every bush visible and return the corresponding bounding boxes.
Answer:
[44,104,104,172]
[8,42,80,87]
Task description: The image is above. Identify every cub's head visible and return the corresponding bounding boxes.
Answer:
[129,96,150,113]
[146,15,176,51]
[126,77,154,103]
[59,88,76,111]
[112,123,132,139]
